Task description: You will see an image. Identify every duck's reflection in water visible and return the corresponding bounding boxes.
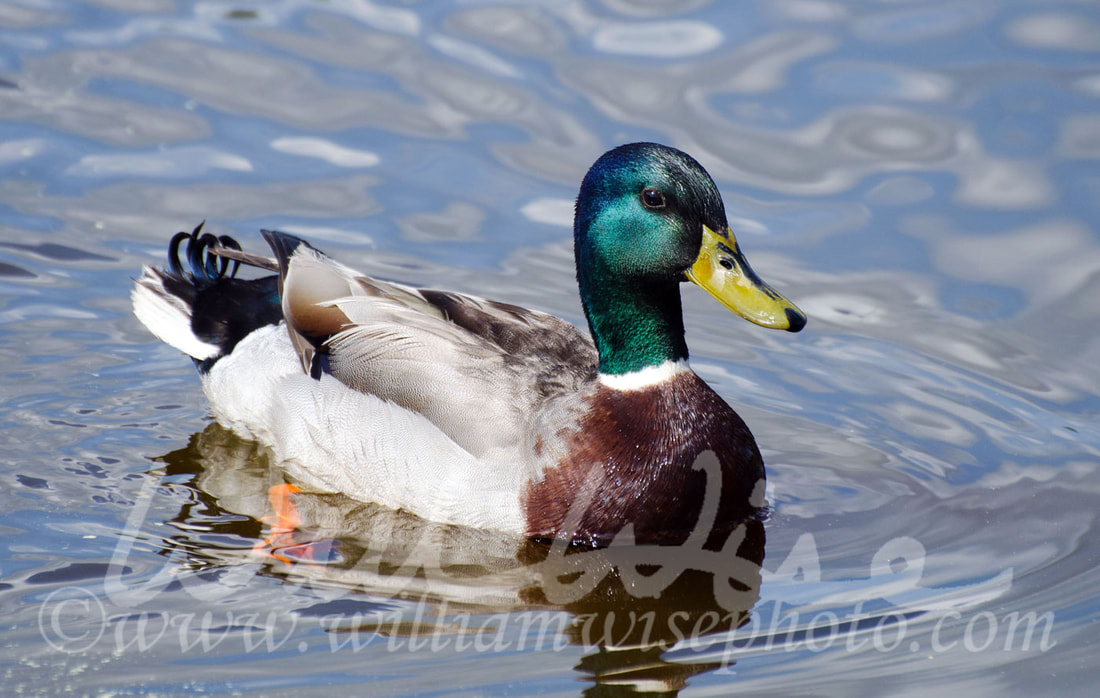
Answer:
[156,423,764,695]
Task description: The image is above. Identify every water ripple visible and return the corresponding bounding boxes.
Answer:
[592,20,724,57]
[2,1,1099,693]
[1007,12,1100,53]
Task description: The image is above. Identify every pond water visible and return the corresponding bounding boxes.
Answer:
[2,0,1099,695]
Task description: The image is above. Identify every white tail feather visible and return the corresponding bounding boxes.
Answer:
[132,267,221,360]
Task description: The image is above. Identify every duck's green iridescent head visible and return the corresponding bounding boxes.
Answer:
[574,142,805,376]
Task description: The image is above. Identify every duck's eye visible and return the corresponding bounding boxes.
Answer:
[640,187,667,210]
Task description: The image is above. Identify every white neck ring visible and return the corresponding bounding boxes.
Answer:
[597,359,691,391]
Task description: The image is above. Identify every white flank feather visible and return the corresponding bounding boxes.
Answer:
[202,324,528,533]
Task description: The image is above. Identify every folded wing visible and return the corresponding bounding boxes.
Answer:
[263,230,597,457]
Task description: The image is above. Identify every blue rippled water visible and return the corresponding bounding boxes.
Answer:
[2,1,1099,695]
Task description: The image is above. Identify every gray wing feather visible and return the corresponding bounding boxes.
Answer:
[279,244,597,456]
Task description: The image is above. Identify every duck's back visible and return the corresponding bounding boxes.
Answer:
[269,232,599,457]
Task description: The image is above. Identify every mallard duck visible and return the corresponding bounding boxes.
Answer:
[133,142,805,546]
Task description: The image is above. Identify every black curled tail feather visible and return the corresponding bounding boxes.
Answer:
[169,221,244,282]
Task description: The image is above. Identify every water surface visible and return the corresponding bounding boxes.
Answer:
[2,1,1099,695]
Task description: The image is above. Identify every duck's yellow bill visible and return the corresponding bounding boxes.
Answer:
[686,225,806,332]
